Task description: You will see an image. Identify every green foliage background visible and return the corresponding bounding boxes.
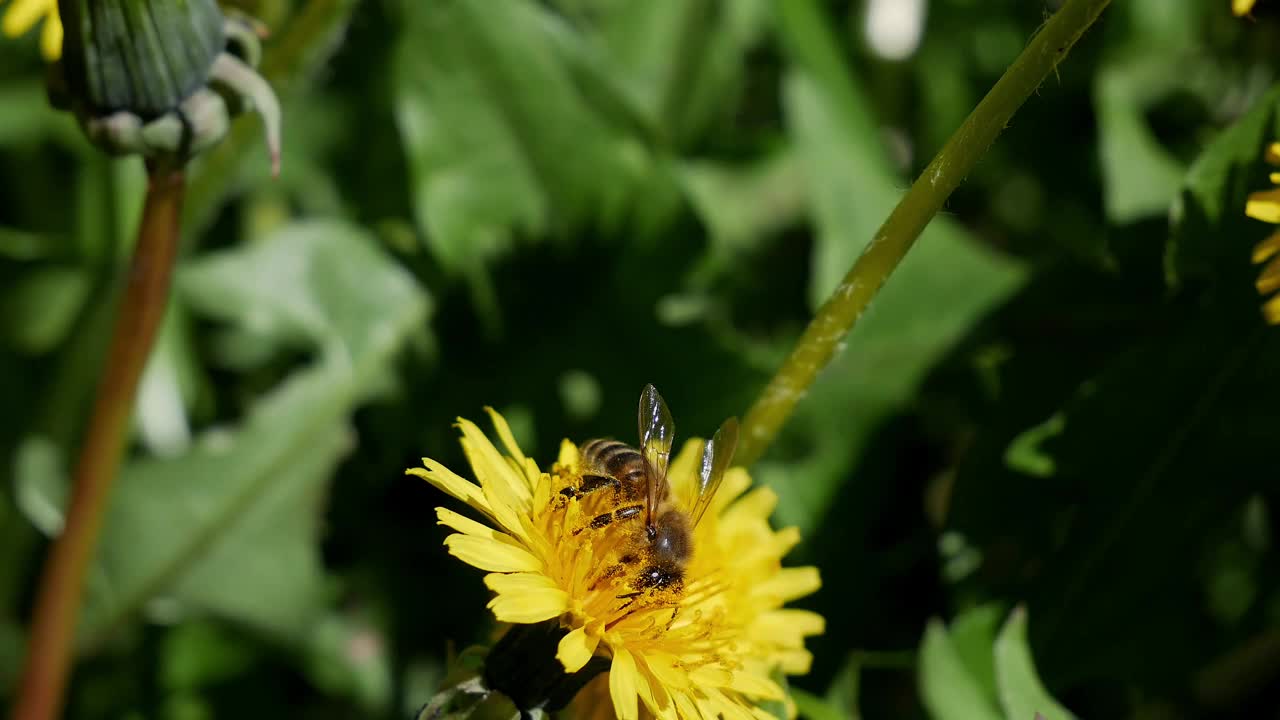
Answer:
[2,0,1280,717]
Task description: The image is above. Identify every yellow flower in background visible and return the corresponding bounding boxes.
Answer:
[1,0,62,59]
[1245,143,1280,324]
[1234,0,1259,15]
[408,409,823,720]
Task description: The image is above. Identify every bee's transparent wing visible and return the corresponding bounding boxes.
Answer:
[639,384,674,526]
[690,417,739,528]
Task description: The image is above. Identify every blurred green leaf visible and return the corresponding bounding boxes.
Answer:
[305,611,392,713]
[1168,85,1280,288]
[792,688,848,720]
[993,608,1076,720]
[135,299,203,457]
[0,266,91,354]
[679,149,806,257]
[949,605,1003,709]
[1095,59,1187,223]
[0,81,84,148]
[394,0,667,273]
[919,618,1003,720]
[567,0,768,146]
[921,607,1071,720]
[179,220,428,363]
[12,434,67,537]
[161,621,257,691]
[78,220,429,647]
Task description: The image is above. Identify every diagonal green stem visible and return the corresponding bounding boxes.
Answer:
[11,163,184,720]
[735,0,1112,466]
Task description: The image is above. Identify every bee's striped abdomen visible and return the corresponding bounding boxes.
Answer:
[579,439,648,498]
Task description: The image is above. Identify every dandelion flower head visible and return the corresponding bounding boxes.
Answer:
[407,403,824,720]
[1,0,61,60]
[1245,142,1280,324]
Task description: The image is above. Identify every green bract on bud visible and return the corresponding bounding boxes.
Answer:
[49,0,280,171]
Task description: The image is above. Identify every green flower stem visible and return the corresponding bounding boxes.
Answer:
[12,163,185,720]
[735,0,1112,466]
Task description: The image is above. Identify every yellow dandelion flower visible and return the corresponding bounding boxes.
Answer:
[1235,0,1259,15]
[1,0,62,60]
[408,397,823,720]
[1245,142,1280,324]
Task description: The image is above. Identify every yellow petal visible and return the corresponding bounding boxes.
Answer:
[38,7,59,59]
[557,438,580,470]
[435,507,501,539]
[776,648,814,674]
[724,486,778,524]
[1254,231,1280,264]
[1257,256,1280,294]
[443,534,541,572]
[635,662,675,720]
[407,460,491,516]
[487,586,568,623]
[726,671,784,700]
[772,526,802,556]
[2,0,51,37]
[688,665,733,687]
[1246,189,1280,223]
[753,566,822,604]
[1238,0,1260,16]
[752,609,827,644]
[484,407,539,486]
[1264,293,1280,324]
[556,625,601,672]
[458,418,531,529]
[645,652,691,689]
[609,648,640,720]
[671,691,703,720]
[484,571,560,594]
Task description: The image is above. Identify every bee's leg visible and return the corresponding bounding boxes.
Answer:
[587,562,627,592]
[559,473,621,502]
[571,504,643,536]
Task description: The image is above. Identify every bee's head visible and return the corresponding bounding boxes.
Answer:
[636,564,683,590]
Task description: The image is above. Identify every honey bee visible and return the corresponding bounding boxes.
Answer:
[572,384,738,592]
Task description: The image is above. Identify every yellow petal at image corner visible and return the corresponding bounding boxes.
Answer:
[443,534,542,573]
[556,625,601,672]
[1235,0,1258,15]
[1,0,61,59]
[609,648,641,720]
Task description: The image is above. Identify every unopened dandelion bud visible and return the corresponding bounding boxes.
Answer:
[50,0,280,170]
